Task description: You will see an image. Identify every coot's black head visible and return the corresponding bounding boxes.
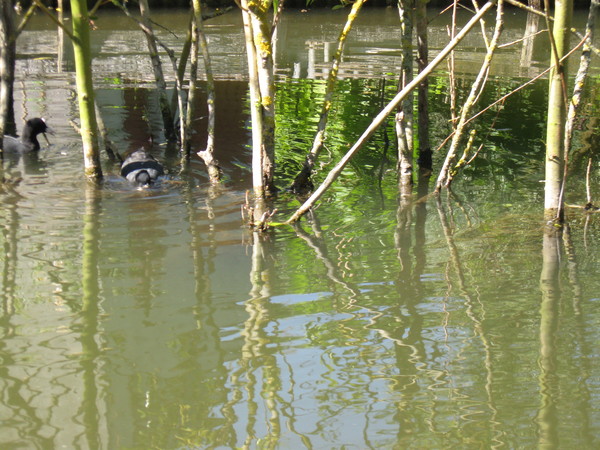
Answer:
[2,117,54,153]
[19,118,54,152]
[24,118,54,139]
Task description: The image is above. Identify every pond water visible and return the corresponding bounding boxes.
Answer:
[2,6,600,449]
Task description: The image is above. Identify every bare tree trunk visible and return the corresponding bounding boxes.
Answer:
[557,0,598,212]
[138,0,176,141]
[435,0,504,192]
[415,0,431,175]
[396,0,414,200]
[544,0,572,221]
[192,0,221,182]
[240,0,277,199]
[447,1,458,129]
[70,0,102,179]
[184,2,200,155]
[0,1,17,149]
[520,1,541,76]
[240,0,265,198]
[290,0,366,195]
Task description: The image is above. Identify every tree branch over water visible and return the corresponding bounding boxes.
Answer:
[286,1,496,224]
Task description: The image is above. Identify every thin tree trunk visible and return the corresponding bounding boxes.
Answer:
[396,0,414,199]
[435,0,504,192]
[286,1,495,223]
[193,0,221,182]
[184,3,200,155]
[172,12,193,117]
[544,0,572,220]
[557,0,597,212]
[240,0,276,198]
[0,3,10,155]
[447,1,458,129]
[138,0,176,141]
[290,0,366,195]
[70,0,102,179]
[250,4,276,196]
[240,0,265,198]
[415,0,431,174]
[0,1,17,149]
[520,0,541,75]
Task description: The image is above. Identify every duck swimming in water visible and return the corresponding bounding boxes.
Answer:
[2,118,54,153]
[120,149,164,187]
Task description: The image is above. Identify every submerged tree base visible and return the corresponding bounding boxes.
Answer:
[289,166,315,197]
[242,192,278,231]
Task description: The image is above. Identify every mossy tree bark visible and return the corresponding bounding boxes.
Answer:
[240,0,276,198]
[70,0,102,179]
[544,0,572,221]
[396,0,415,200]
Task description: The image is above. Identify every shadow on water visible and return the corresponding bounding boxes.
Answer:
[1,7,600,449]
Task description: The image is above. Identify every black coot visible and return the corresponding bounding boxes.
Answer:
[120,149,164,187]
[2,118,54,153]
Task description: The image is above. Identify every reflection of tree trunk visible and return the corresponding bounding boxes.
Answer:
[81,184,102,449]
[537,226,561,448]
[414,172,429,284]
[56,0,75,73]
[238,232,281,446]
[1,189,19,317]
[436,193,499,428]
[520,12,540,75]
[562,223,594,442]
[186,182,234,445]
[292,213,360,297]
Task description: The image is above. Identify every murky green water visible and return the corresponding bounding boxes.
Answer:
[1,7,600,449]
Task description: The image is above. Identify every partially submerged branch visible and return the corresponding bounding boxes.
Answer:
[286,1,496,223]
[290,0,366,196]
[435,0,504,191]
